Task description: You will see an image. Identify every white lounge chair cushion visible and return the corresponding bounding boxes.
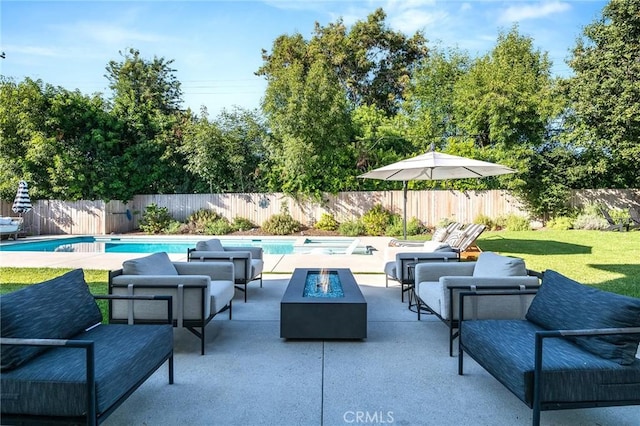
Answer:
[472,252,527,277]
[122,252,178,276]
[422,241,452,252]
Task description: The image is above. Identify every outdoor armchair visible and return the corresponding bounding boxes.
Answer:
[109,252,235,355]
[414,251,540,355]
[188,238,264,302]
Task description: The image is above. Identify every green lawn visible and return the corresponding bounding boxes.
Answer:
[476,230,640,298]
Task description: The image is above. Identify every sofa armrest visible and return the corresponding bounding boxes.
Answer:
[531,327,640,424]
[173,261,234,282]
[415,262,476,283]
[95,294,173,325]
[0,337,97,420]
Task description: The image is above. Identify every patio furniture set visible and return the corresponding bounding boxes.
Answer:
[385,224,640,425]
[1,235,639,425]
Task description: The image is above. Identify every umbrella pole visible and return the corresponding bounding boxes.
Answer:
[403,181,407,240]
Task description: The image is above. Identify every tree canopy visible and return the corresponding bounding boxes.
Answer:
[1,2,637,219]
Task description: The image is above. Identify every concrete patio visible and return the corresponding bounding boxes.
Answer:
[1,238,639,425]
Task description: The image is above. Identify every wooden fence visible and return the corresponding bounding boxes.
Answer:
[1,189,638,236]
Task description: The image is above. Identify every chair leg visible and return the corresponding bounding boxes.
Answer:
[201,326,206,356]
[228,300,232,319]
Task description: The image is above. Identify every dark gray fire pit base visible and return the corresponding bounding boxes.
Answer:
[280,268,367,340]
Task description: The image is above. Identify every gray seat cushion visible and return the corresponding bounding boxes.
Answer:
[1,323,172,417]
[526,270,640,365]
[461,319,640,405]
[1,269,102,371]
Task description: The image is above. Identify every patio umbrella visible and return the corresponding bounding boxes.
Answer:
[12,180,32,215]
[358,149,516,238]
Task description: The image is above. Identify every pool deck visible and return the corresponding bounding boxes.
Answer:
[1,236,639,425]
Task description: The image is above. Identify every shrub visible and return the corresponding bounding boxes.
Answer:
[187,209,226,234]
[474,214,497,230]
[139,203,174,234]
[573,214,608,230]
[232,217,256,232]
[386,216,425,237]
[315,213,339,231]
[205,217,233,235]
[165,220,186,234]
[262,205,301,235]
[546,216,573,230]
[503,214,531,231]
[362,204,393,236]
[338,219,366,236]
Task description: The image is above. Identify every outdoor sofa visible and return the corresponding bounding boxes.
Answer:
[458,269,640,425]
[188,238,264,302]
[109,251,235,355]
[0,269,174,425]
[414,251,541,355]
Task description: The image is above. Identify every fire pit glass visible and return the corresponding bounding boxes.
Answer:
[303,269,344,298]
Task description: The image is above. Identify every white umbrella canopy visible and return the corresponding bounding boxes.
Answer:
[12,180,32,215]
[358,150,516,238]
[358,150,516,181]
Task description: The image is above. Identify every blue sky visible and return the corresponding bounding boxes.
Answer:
[1,0,607,116]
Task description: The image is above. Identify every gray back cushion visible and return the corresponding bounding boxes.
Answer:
[123,252,178,275]
[526,270,640,365]
[473,252,527,277]
[195,239,224,251]
[0,269,102,371]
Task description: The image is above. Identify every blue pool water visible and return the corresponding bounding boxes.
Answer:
[0,237,297,255]
[0,236,369,255]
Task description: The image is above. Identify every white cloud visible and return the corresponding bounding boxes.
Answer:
[499,1,571,24]
[55,22,167,46]
[388,9,449,34]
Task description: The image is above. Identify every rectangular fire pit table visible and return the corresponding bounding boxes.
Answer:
[280,268,367,339]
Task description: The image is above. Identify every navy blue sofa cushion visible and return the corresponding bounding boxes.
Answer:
[0,269,102,371]
[461,320,640,405]
[1,323,173,417]
[526,270,640,365]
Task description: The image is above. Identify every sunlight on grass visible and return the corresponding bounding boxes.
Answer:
[476,230,640,297]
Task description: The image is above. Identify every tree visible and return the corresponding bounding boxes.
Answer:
[105,48,192,195]
[258,34,354,198]
[181,107,268,193]
[0,77,52,200]
[312,8,428,116]
[563,0,640,188]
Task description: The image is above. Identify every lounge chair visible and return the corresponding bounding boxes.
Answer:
[388,222,463,247]
[0,217,21,240]
[629,207,640,230]
[599,207,625,231]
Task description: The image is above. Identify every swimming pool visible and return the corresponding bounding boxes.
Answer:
[0,236,370,255]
